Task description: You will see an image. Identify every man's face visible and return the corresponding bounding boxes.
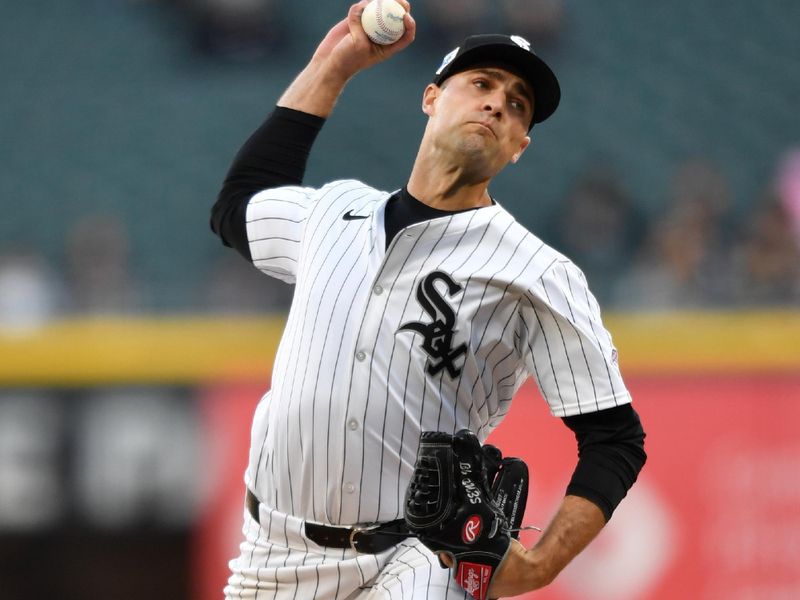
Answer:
[422,67,534,178]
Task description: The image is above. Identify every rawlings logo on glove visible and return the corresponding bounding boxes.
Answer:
[462,515,482,542]
[404,430,529,600]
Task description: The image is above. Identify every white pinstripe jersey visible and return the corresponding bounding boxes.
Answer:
[244,179,631,527]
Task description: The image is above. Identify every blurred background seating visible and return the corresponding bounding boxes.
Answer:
[2,0,797,314]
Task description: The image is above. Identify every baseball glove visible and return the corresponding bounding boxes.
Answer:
[404,429,529,600]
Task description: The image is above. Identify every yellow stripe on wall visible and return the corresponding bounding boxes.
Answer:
[0,316,285,386]
[605,310,800,373]
[0,311,798,385]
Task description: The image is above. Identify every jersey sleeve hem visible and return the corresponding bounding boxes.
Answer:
[549,390,633,418]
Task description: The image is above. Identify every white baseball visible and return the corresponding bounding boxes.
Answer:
[361,0,406,45]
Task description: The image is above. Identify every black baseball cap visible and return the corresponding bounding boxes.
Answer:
[432,34,561,127]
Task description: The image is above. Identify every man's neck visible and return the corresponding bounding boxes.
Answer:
[406,147,494,211]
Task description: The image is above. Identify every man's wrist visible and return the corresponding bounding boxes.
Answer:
[488,540,551,598]
[524,545,559,589]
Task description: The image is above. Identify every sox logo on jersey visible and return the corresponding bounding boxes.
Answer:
[399,270,468,378]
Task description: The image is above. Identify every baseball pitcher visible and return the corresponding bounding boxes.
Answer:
[210,2,646,597]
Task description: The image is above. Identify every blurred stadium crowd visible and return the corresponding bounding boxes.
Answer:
[2,151,799,327]
[1,0,798,326]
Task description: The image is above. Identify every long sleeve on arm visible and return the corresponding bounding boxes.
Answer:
[210,107,325,260]
[561,404,647,521]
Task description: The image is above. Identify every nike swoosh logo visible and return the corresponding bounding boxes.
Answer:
[342,210,369,221]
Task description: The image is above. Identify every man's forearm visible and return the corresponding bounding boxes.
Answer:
[212,0,415,254]
[528,494,606,583]
[277,59,351,118]
[488,495,606,597]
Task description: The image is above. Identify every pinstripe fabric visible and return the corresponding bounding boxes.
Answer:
[235,179,630,595]
[225,505,468,599]
[244,178,630,525]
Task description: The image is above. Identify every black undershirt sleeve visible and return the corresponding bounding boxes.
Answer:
[210,106,325,261]
[561,404,647,522]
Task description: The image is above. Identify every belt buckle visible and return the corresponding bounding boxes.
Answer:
[348,524,380,552]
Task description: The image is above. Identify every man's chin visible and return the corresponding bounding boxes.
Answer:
[456,133,493,158]
[453,140,503,180]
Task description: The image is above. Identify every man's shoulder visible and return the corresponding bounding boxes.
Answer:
[317,179,388,199]
[491,205,562,258]
[492,204,587,283]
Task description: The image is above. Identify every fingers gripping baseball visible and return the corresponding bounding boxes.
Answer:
[315,1,415,77]
[347,1,416,61]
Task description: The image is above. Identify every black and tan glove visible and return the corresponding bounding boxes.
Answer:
[404,429,529,600]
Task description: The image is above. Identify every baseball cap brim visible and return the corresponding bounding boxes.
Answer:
[432,34,561,126]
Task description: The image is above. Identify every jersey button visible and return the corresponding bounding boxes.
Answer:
[348,418,359,431]
[344,482,356,494]
[373,284,383,295]
[356,351,366,361]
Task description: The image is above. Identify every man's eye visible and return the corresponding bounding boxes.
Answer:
[474,79,488,88]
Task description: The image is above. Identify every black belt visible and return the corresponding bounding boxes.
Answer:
[246,488,411,554]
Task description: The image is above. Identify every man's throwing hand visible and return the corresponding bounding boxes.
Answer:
[313,0,415,78]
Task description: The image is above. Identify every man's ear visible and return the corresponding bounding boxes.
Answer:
[510,135,531,164]
[421,83,441,117]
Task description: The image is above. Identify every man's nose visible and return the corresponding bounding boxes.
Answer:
[482,92,505,117]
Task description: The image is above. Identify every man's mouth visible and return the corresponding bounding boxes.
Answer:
[469,121,496,138]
